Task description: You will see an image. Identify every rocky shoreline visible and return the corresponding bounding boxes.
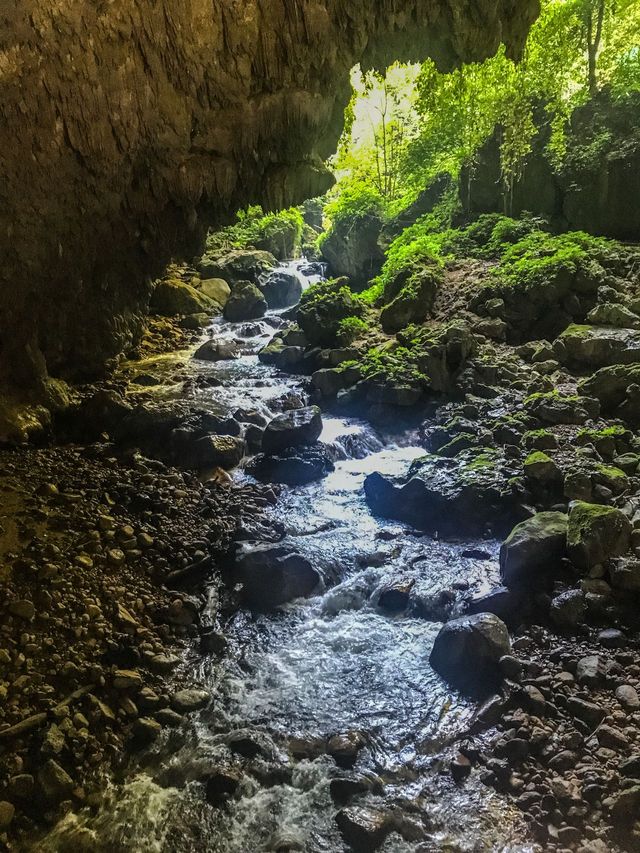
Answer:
[0,419,277,847]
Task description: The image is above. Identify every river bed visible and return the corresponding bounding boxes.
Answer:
[41,262,532,852]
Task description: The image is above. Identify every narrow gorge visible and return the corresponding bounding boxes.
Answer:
[2,1,640,852]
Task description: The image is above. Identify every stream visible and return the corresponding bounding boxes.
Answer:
[42,262,532,852]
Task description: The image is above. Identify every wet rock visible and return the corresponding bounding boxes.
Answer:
[234,543,321,609]
[131,717,162,746]
[171,688,210,713]
[524,390,599,425]
[329,777,371,804]
[335,805,392,852]
[227,729,274,759]
[246,444,334,485]
[327,731,366,769]
[204,767,242,805]
[193,339,239,362]
[567,501,632,571]
[451,752,472,782]
[620,755,640,777]
[260,270,302,309]
[430,613,511,694]
[378,579,414,613]
[523,451,562,485]
[365,448,520,536]
[499,512,568,588]
[38,759,74,803]
[261,406,323,453]
[154,709,184,727]
[224,281,268,322]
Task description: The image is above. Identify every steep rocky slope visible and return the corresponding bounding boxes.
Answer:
[0,0,538,434]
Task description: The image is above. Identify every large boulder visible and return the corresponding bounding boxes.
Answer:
[429,613,511,694]
[181,434,245,470]
[320,213,384,287]
[499,512,568,588]
[364,448,521,536]
[195,277,231,307]
[193,339,238,362]
[234,544,321,609]
[224,281,268,322]
[259,270,303,309]
[246,444,335,485]
[379,263,441,334]
[555,324,640,369]
[199,249,276,285]
[150,279,218,316]
[567,501,632,571]
[262,406,323,453]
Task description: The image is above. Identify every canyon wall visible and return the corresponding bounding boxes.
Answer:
[0,0,539,431]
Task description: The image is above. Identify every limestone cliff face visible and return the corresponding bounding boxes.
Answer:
[0,0,538,405]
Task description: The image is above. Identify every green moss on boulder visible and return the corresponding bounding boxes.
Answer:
[567,501,632,571]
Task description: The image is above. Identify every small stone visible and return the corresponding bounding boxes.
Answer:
[171,688,210,713]
[568,696,606,727]
[131,717,161,745]
[8,599,35,621]
[204,767,242,805]
[148,653,180,674]
[38,759,74,803]
[0,801,15,830]
[335,805,392,851]
[576,655,605,685]
[154,708,183,728]
[113,669,143,690]
[616,684,640,711]
[598,627,626,648]
[451,752,472,782]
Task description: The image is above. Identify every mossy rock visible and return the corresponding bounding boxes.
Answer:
[297,278,365,347]
[523,451,562,484]
[500,511,568,589]
[555,324,640,369]
[379,262,442,334]
[524,390,600,426]
[150,279,218,317]
[567,501,632,571]
[523,429,558,451]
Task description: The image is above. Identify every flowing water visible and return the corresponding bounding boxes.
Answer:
[41,261,532,852]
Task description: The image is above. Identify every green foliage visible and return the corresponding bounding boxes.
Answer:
[491,229,615,290]
[337,316,368,345]
[207,206,303,258]
[298,278,365,347]
[360,343,428,389]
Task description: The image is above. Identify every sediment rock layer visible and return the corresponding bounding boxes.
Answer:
[0,0,538,410]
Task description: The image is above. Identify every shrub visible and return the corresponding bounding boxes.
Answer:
[337,316,368,345]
